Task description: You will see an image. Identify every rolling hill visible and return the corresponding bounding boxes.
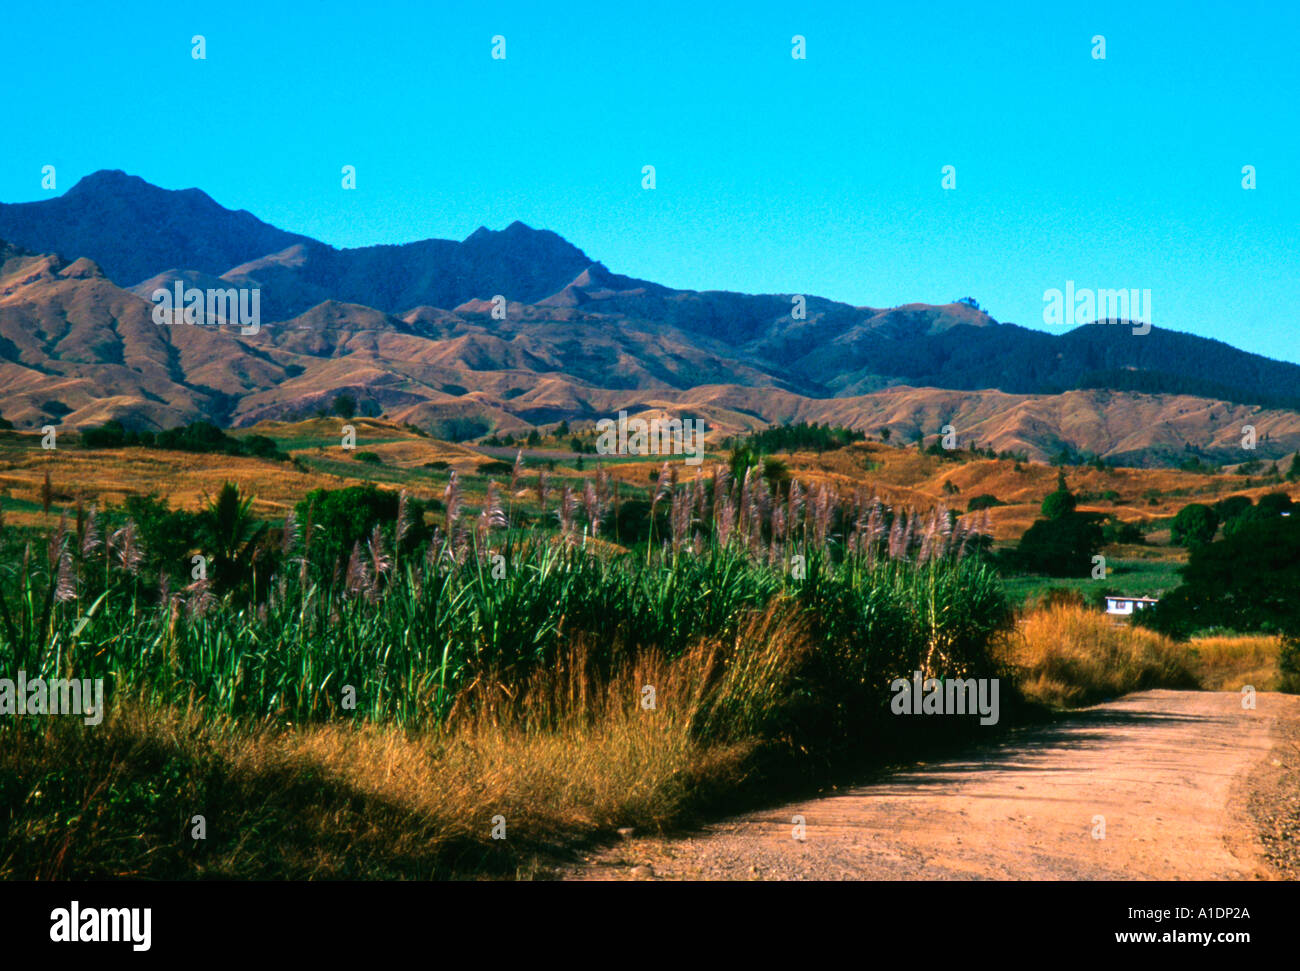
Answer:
[1,171,1298,467]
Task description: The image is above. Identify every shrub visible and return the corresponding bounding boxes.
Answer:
[431,417,491,442]
[1010,512,1105,577]
[967,494,1004,512]
[1170,503,1219,547]
[1143,515,1300,639]
[332,393,358,419]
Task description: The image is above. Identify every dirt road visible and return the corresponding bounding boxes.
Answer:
[565,690,1300,880]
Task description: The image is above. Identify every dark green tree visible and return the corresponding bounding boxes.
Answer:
[1143,516,1300,640]
[332,393,358,419]
[295,483,433,576]
[1041,472,1077,520]
[1170,503,1219,547]
[1258,491,1295,516]
[124,493,202,582]
[1012,511,1105,577]
[1214,494,1253,524]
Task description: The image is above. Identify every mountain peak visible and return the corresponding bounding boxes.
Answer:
[57,256,104,280]
[464,220,549,243]
[64,169,151,197]
[65,170,220,206]
[0,172,310,286]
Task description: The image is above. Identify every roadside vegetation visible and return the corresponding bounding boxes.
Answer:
[2,419,1297,879]
[1,462,1014,878]
[1001,600,1290,708]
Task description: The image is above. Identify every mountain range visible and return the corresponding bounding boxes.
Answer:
[1,169,1297,466]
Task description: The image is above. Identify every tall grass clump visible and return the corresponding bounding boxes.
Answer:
[1002,603,1198,708]
[1184,632,1288,692]
[0,605,806,879]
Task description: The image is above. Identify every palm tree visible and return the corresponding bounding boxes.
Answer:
[198,482,268,597]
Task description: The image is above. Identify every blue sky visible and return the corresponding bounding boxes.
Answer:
[2,0,1297,362]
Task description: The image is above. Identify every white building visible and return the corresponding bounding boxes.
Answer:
[1105,595,1159,616]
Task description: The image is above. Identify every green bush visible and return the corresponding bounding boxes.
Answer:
[1141,516,1300,639]
[1170,502,1219,547]
[295,483,432,574]
[1010,512,1105,577]
[1041,473,1077,520]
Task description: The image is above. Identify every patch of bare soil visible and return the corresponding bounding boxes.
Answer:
[563,690,1299,881]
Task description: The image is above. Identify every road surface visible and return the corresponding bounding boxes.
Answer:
[565,690,1300,880]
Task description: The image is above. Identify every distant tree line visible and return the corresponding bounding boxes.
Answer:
[80,420,285,460]
[1140,514,1300,655]
[1169,492,1295,548]
[730,421,866,455]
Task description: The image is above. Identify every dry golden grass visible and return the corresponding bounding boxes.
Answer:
[1184,634,1286,692]
[999,604,1199,708]
[0,603,810,879]
[1001,604,1289,708]
[4,417,1295,543]
[0,446,349,521]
